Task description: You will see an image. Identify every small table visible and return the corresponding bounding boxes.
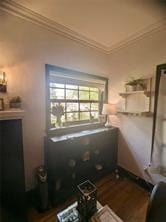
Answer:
[57,201,123,222]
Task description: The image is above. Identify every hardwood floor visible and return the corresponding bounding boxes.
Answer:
[28,174,150,222]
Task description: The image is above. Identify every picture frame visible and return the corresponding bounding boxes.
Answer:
[0,98,4,111]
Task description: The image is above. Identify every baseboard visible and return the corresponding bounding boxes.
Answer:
[26,167,154,210]
[117,166,154,192]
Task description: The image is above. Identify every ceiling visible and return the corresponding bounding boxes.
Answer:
[2,0,166,52]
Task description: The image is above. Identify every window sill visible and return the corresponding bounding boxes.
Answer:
[47,122,104,137]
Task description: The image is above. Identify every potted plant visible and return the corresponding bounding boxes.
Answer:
[52,103,64,127]
[125,77,146,92]
[10,96,22,108]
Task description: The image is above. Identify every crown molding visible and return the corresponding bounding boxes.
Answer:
[0,0,166,55]
[0,0,108,53]
[108,17,166,54]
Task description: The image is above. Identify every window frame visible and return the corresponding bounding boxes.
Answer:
[45,64,108,133]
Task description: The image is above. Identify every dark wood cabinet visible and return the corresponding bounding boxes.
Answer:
[0,119,26,222]
[45,127,118,205]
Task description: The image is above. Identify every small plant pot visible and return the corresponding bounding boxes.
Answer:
[10,102,21,109]
[125,85,134,92]
[136,84,144,91]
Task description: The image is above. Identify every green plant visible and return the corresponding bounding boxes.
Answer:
[125,77,145,88]
[10,96,22,103]
[52,103,64,127]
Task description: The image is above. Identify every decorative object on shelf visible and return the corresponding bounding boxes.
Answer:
[95,164,103,171]
[82,150,91,162]
[52,103,64,127]
[0,98,4,111]
[10,96,22,108]
[102,103,117,127]
[68,159,76,168]
[77,180,97,221]
[125,77,147,92]
[0,71,7,93]
[118,77,153,117]
[68,158,77,180]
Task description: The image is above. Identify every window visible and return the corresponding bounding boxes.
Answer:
[46,65,108,129]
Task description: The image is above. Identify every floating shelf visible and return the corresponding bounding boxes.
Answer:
[119,90,154,98]
[117,111,153,117]
[118,77,153,117]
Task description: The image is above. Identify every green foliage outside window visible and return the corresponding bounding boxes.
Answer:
[49,83,100,127]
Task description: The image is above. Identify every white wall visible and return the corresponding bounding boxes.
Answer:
[0,10,109,190]
[1,9,166,190]
[108,28,166,184]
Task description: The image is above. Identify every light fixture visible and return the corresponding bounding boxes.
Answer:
[0,71,7,93]
[102,103,116,127]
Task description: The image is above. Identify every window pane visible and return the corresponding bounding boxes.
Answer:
[51,114,56,125]
[79,91,89,100]
[91,103,99,111]
[91,112,98,119]
[66,103,79,112]
[80,103,90,111]
[50,83,64,88]
[79,86,89,91]
[90,87,99,92]
[66,84,78,89]
[51,102,65,110]
[90,91,99,100]
[80,112,90,120]
[51,114,65,126]
[67,112,79,121]
[50,88,64,99]
[51,102,65,111]
[66,89,78,100]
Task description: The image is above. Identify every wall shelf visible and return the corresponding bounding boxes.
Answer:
[118,77,153,116]
[119,90,154,98]
[118,111,153,117]
[0,109,25,120]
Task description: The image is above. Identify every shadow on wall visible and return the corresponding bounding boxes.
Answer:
[118,130,143,178]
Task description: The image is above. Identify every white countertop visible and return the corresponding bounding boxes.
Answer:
[0,109,25,120]
[50,127,114,143]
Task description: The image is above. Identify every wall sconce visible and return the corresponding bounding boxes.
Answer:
[0,71,7,93]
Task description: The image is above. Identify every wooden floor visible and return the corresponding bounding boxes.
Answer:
[28,174,150,222]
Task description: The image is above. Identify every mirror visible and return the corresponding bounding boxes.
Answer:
[151,64,166,175]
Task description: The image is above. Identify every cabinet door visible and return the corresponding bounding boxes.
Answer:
[102,129,118,170]
[0,120,26,222]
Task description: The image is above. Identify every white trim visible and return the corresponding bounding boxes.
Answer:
[0,109,25,120]
[0,0,108,53]
[108,17,166,54]
[0,0,166,54]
